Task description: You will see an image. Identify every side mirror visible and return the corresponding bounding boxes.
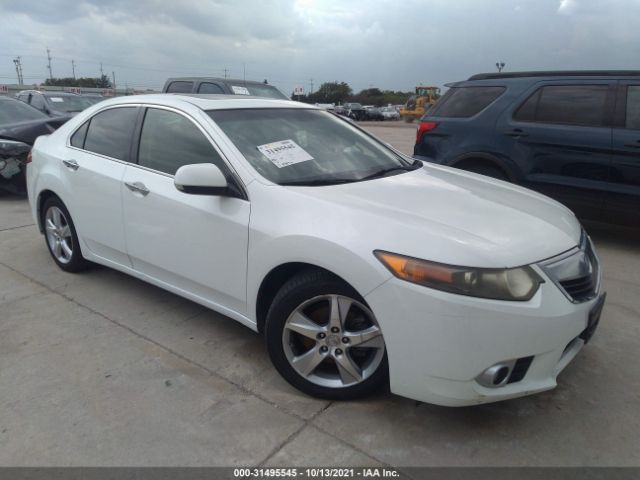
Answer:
[174,163,229,196]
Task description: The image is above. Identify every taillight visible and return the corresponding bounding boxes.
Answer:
[416,121,438,143]
[26,150,33,164]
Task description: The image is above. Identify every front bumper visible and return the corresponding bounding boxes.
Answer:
[365,269,604,406]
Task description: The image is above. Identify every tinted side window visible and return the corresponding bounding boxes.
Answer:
[84,107,138,160]
[70,121,89,148]
[533,85,608,127]
[166,81,194,93]
[625,86,640,130]
[428,86,505,118]
[198,82,225,94]
[138,108,226,176]
[30,94,46,111]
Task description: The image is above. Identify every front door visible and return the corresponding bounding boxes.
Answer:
[607,82,640,226]
[122,107,250,314]
[500,82,615,220]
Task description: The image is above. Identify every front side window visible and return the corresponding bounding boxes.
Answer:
[625,85,640,130]
[198,82,225,94]
[30,94,46,111]
[0,98,48,125]
[83,107,138,161]
[428,86,505,118]
[166,81,194,93]
[137,108,226,175]
[515,85,609,127]
[208,108,415,185]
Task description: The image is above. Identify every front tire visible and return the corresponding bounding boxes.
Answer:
[42,196,89,272]
[265,270,388,400]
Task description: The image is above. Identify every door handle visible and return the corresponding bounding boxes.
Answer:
[125,181,150,196]
[623,142,640,148]
[62,159,80,170]
[504,129,528,138]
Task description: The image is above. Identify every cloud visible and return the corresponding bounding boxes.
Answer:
[558,0,579,15]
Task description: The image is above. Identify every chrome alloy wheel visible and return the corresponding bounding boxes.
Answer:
[45,206,73,264]
[282,294,385,388]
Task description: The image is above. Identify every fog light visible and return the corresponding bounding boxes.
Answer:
[476,361,515,388]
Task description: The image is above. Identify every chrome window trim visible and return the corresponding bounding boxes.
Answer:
[65,102,249,200]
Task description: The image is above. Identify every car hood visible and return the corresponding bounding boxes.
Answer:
[284,165,581,268]
[0,116,71,145]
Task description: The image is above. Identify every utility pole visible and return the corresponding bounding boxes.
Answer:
[309,78,314,94]
[112,71,116,91]
[71,59,76,80]
[13,57,24,85]
[46,47,53,80]
[496,61,505,72]
[100,62,104,77]
[243,63,246,83]
[224,68,228,79]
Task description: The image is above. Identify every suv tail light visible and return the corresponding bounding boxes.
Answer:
[416,121,438,143]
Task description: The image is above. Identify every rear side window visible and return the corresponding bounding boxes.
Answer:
[70,121,89,148]
[137,108,227,175]
[428,86,505,118]
[166,81,194,93]
[625,86,640,130]
[514,85,608,127]
[198,82,225,94]
[83,107,138,160]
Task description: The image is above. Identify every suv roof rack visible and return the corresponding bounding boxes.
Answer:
[468,70,640,81]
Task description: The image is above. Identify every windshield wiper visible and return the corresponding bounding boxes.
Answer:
[279,178,356,186]
[357,160,422,181]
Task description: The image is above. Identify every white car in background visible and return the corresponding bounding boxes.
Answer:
[381,106,400,120]
[27,94,605,406]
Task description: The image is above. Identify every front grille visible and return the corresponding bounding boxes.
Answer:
[559,274,596,302]
[539,230,600,303]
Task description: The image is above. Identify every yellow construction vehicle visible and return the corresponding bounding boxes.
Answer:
[400,86,441,122]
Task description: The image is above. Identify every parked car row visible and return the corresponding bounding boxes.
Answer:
[413,70,640,227]
[26,91,605,407]
[335,103,401,121]
[15,90,107,117]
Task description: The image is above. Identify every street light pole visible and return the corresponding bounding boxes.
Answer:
[496,62,505,72]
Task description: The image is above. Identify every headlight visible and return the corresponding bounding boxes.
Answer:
[374,250,544,301]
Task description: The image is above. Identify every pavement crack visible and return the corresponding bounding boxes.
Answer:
[0,223,35,232]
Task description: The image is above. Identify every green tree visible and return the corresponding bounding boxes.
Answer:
[43,75,113,89]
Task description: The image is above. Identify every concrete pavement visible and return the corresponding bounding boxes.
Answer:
[1,124,639,467]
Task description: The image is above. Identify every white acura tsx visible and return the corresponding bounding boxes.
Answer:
[26,94,605,406]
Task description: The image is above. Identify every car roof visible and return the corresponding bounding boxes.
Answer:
[16,90,80,97]
[95,94,315,111]
[166,77,277,87]
[468,70,640,81]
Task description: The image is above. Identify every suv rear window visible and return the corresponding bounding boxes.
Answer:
[166,81,194,93]
[428,86,505,118]
[514,85,609,127]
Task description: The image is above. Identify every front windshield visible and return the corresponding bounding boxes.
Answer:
[208,108,414,185]
[45,95,89,112]
[0,98,48,125]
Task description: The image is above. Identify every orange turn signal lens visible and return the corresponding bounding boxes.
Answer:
[374,251,454,285]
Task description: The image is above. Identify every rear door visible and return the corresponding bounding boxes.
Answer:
[63,106,139,266]
[607,82,640,226]
[499,82,615,220]
[122,106,250,313]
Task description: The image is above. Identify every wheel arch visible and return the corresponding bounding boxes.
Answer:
[36,189,62,233]
[449,152,517,182]
[255,262,364,334]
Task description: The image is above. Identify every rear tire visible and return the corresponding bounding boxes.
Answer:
[265,269,388,400]
[41,196,89,273]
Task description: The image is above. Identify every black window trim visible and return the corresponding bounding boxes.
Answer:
[512,81,618,128]
[66,104,142,164]
[131,104,248,200]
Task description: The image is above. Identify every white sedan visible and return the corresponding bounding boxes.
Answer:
[26,94,605,406]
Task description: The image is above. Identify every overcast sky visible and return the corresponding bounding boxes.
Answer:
[1,0,639,94]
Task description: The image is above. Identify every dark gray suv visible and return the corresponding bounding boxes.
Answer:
[414,71,640,227]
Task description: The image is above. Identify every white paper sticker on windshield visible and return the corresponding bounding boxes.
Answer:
[50,97,64,102]
[257,139,314,168]
[231,86,250,95]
